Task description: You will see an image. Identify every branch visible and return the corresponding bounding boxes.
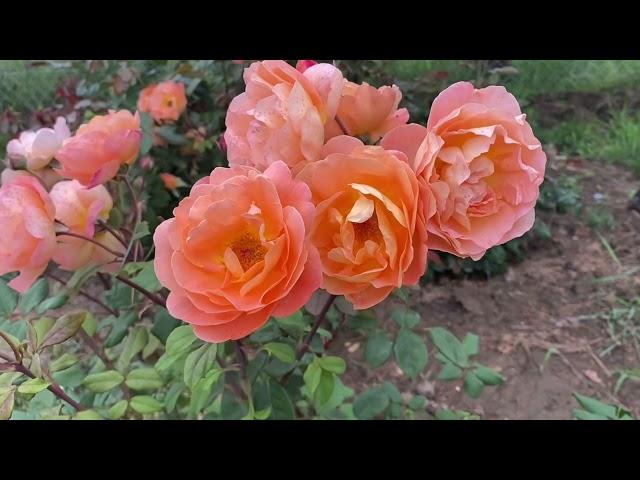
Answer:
[114,274,166,308]
[56,232,124,258]
[46,272,119,317]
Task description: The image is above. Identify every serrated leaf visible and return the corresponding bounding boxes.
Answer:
[130,262,162,293]
[81,312,98,337]
[189,368,223,416]
[430,327,467,367]
[83,370,124,393]
[104,312,137,348]
[319,356,346,375]
[39,312,86,350]
[263,342,295,364]
[364,331,393,368]
[183,344,217,389]
[164,383,185,414]
[463,372,485,399]
[18,279,49,314]
[353,387,389,420]
[394,330,428,379]
[117,326,148,370]
[142,334,161,359]
[165,325,197,357]
[17,378,50,394]
[438,362,463,380]
[126,368,163,391]
[107,399,128,419]
[49,353,79,372]
[130,395,163,415]
[35,294,69,315]
[391,307,421,329]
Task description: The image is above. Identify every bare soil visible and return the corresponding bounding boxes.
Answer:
[335,157,640,419]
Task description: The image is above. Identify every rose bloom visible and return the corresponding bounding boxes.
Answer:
[224,60,343,173]
[325,81,409,143]
[296,60,317,73]
[50,180,122,271]
[138,81,187,122]
[55,110,141,187]
[297,136,429,309]
[160,173,186,190]
[6,117,70,171]
[153,161,321,342]
[0,170,56,293]
[382,81,546,260]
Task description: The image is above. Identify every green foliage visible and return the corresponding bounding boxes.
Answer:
[573,393,634,420]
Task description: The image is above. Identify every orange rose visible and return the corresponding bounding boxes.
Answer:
[153,161,322,343]
[138,81,187,122]
[325,81,409,142]
[0,170,56,293]
[55,110,141,187]
[224,60,343,173]
[296,136,429,309]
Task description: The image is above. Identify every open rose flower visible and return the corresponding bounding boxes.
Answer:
[138,81,187,122]
[0,170,56,293]
[382,81,546,260]
[6,117,70,171]
[50,180,122,271]
[153,161,321,343]
[55,110,141,187]
[224,60,343,173]
[297,136,429,309]
[325,81,409,142]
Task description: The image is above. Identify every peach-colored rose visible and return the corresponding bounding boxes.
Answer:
[382,82,546,260]
[153,160,322,343]
[325,81,409,142]
[224,60,343,173]
[50,180,121,271]
[0,170,56,293]
[296,136,429,309]
[55,110,141,187]
[6,117,70,171]
[138,81,187,122]
[159,173,186,191]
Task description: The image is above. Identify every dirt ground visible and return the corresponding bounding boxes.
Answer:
[335,156,640,419]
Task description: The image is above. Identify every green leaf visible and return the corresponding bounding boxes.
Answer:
[573,393,618,419]
[0,386,16,420]
[33,317,55,348]
[156,126,188,145]
[189,368,223,416]
[49,353,79,373]
[394,330,428,379]
[461,333,480,357]
[382,381,402,403]
[353,387,389,420]
[314,371,336,407]
[269,380,294,420]
[126,368,164,391]
[274,311,306,337]
[132,221,150,241]
[51,364,84,388]
[429,327,467,367]
[474,365,504,386]
[130,262,162,293]
[18,278,49,314]
[0,279,18,317]
[142,334,161,360]
[408,395,426,410]
[303,360,322,395]
[35,293,69,315]
[164,383,185,414]
[391,307,421,329]
[183,344,217,389]
[38,312,86,350]
[263,342,295,364]
[364,331,393,368]
[438,362,463,381]
[107,400,128,420]
[319,356,346,375]
[463,372,485,398]
[573,409,609,420]
[130,395,163,415]
[104,312,137,348]
[81,312,98,337]
[83,370,124,393]
[139,112,153,155]
[435,409,461,420]
[74,409,103,420]
[117,326,148,370]
[0,372,23,386]
[165,325,197,357]
[152,309,180,343]
[17,378,51,394]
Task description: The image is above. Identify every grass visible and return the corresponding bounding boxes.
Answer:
[0,60,70,113]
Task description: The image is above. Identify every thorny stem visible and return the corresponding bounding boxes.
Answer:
[56,232,124,258]
[46,272,119,317]
[120,175,143,267]
[97,219,128,248]
[114,274,166,308]
[323,312,348,350]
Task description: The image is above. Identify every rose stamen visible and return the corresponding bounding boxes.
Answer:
[231,232,267,271]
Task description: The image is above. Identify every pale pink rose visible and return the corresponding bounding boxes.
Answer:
[49,180,120,271]
[326,81,409,142]
[6,117,71,171]
[153,161,322,343]
[0,170,56,293]
[224,60,343,173]
[55,110,141,187]
[381,82,546,260]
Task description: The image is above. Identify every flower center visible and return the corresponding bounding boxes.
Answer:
[231,232,267,271]
[352,213,382,246]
